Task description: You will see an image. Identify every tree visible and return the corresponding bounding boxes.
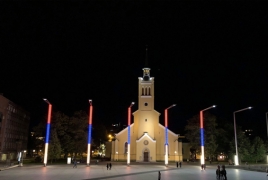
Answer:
[52,111,73,157]
[185,114,200,154]
[229,127,252,164]
[185,112,218,160]
[251,136,265,163]
[203,113,218,160]
[216,118,233,160]
[69,110,88,156]
[48,129,61,163]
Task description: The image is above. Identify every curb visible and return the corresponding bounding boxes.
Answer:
[0,165,19,171]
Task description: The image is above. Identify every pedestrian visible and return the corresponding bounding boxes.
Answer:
[109,162,112,170]
[73,159,77,168]
[176,162,178,168]
[204,164,206,170]
[179,161,182,168]
[221,165,227,180]
[216,166,220,179]
[201,164,204,170]
[106,163,109,170]
[209,159,211,164]
[158,171,161,180]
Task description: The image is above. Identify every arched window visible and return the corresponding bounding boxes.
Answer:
[148,87,151,95]
[145,87,147,95]
[124,142,128,154]
[142,88,144,95]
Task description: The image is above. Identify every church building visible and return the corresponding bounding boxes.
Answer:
[111,64,183,162]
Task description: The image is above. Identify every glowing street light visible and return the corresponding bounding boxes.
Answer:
[164,104,176,166]
[233,106,252,165]
[127,102,135,166]
[20,150,27,166]
[200,105,216,166]
[43,98,52,167]
[87,99,93,166]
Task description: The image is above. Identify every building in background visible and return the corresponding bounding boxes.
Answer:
[0,94,30,162]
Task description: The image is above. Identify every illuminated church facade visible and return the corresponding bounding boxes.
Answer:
[111,66,183,162]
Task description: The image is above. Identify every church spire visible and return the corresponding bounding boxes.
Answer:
[143,45,150,81]
[145,45,149,67]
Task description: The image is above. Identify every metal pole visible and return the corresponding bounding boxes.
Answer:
[233,112,239,165]
[87,100,93,166]
[127,102,134,166]
[164,104,176,167]
[233,107,252,165]
[199,105,216,166]
[43,99,52,167]
[266,112,268,138]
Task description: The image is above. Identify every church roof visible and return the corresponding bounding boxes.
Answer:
[114,123,134,137]
[158,123,179,137]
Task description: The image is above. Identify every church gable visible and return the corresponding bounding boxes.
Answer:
[136,132,156,143]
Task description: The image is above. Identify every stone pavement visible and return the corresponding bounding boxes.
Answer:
[0,161,267,180]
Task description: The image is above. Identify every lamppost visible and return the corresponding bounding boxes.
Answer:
[233,106,252,165]
[164,104,176,166]
[87,99,93,166]
[265,112,268,163]
[43,98,52,167]
[20,150,26,166]
[127,102,135,166]
[266,112,268,138]
[200,105,216,166]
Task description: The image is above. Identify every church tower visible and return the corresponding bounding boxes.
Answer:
[111,47,182,163]
[133,47,160,140]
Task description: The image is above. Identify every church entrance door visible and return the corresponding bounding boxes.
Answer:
[144,151,149,162]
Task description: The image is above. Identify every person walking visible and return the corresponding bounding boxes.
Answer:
[216,166,221,179]
[179,161,182,168]
[73,159,77,168]
[158,171,161,180]
[106,163,109,170]
[176,162,179,168]
[109,162,112,170]
[221,165,227,180]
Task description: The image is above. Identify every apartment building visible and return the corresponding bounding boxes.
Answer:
[0,94,30,161]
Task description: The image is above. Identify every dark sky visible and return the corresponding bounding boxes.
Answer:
[1,2,268,137]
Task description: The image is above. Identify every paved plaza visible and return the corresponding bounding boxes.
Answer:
[0,162,267,180]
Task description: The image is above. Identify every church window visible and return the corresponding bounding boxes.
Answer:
[148,87,151,95]
[142,88,144,95]
[145,87,147,95]
[124,142,128,154]
[144,103,148,106]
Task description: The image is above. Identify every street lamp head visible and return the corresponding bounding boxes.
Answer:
[43,98,51,104]
[173,104,176,107]
[213,105,216,108]
[248,106,252,109]
[131,102,135,105]
[89,99,92,105]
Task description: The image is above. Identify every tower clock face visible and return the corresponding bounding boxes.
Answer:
[144,140,149,145]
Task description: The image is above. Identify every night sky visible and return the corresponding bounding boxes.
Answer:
[1,2,268,137]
